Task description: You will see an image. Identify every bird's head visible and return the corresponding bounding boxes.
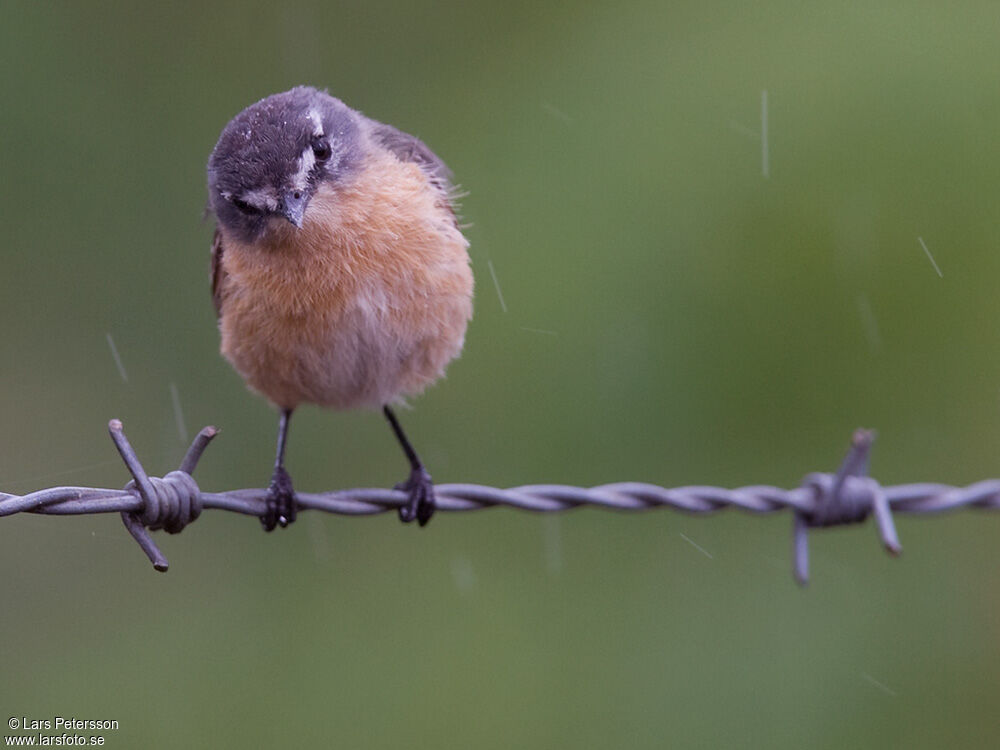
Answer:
[207,86,361,243]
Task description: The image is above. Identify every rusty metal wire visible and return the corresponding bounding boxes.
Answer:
[2,420,998,584]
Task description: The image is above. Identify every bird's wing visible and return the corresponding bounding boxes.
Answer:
[210,226,226,318]
[365,118,455,195]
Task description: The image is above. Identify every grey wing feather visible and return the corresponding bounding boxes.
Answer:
[365,118,455,194]
[210,227,226,318]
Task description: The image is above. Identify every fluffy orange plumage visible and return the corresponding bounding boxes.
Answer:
[216,149,473,411]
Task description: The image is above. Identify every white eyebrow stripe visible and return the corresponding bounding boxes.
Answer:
[290,147,316,191]
[308,109,324,136]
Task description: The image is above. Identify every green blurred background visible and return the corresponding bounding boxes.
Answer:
[2,1,1000,747]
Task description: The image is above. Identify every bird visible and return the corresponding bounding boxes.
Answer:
[206,86,473,531]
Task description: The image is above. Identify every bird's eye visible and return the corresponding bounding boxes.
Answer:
[312,139,332,162]
[232,197,262,215]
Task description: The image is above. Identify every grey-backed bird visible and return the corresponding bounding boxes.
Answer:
[207,86,473,530]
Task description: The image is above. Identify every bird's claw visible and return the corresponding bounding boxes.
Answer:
[396,466,435,526]
[262,465,297,531]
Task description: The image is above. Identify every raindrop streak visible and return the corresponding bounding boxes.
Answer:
[541,101,574,126]
[487,259,508,313]
[761,90,769,178]
[679,532,714,559]
[917,236,943,278]
[857,295,882,353]
[105,333,128,383]
[169,383,188,444]
[861,672,898,697]
[451,557,476,595]
[1,459,123,488]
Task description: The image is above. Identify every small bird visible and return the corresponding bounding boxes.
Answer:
[206,86,473,530]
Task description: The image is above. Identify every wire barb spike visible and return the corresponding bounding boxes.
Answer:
[793,429,900,585]
[107,419,217,572]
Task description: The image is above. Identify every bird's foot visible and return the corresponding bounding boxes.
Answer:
[261,465,297,531]
[396,466,435,527]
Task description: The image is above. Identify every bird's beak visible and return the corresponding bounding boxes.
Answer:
[280,190,309,228]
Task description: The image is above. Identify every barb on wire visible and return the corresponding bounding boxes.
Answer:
[2,420,999,583]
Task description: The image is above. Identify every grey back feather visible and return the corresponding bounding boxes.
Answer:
[364,118,455,194]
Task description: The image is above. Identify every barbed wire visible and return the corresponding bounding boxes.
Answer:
[1,420,998,584]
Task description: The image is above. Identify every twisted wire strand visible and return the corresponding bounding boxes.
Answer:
[1,422,998,583]
[9,480,1000,518]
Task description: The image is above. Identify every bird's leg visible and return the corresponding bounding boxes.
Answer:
[262,407,297,531]
[383,406,435,526]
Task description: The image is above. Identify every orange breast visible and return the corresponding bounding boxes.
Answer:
[217,150,473,410]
